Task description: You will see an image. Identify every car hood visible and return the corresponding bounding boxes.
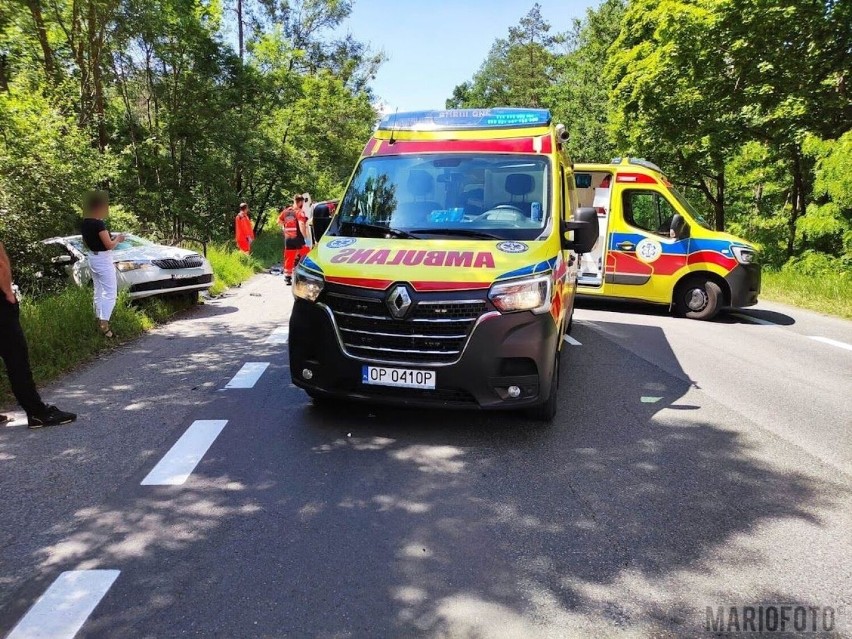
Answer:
[303,236,560,292]
[109,245,201,263]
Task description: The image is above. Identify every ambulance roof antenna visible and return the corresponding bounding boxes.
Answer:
[388,108,399,146]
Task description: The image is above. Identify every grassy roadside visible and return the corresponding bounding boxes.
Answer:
[1,244,265,405]
[760,270,852,320]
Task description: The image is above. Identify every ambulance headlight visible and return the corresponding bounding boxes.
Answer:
[488,275,551,314]
[292,266,324,302]
[732,246,757,265]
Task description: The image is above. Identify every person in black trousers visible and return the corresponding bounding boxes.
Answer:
[0,241,76,429]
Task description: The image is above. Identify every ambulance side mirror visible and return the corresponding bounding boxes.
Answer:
[312,200,339,239]
[562,208,599,254]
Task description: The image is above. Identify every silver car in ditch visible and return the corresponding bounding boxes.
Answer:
[44,234,214,299]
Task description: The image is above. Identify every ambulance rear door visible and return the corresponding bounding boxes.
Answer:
[574,170,612,287]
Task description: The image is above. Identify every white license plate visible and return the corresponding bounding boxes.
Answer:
[362,366,436,390]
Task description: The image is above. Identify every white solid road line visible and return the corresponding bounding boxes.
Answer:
[563,335,582,346]
[729,312,779,326]
[224,362,270,389]
[808,335,852,352]
[140,420,228,486]
[7,570,120,639]
[266,326,290,344]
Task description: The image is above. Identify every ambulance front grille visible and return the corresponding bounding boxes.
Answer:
[325,293,487,365]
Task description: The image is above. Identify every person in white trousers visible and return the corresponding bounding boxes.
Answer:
[81,192,125,338]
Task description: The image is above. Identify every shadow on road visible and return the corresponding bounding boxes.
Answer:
[577,295,797,327]
[720,308,796,326]
[0,318,844,637]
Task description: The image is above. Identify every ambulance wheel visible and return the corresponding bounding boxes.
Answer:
[528,351,560,423]
[676,278,722,320]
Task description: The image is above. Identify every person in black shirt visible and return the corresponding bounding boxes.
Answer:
[0,241,76,428]
[81,192,124,338]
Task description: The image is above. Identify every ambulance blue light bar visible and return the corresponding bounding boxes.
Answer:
[378,108,552,131]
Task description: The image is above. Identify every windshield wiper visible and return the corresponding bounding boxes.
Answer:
[408,228,504,240]
[339,221,418,239]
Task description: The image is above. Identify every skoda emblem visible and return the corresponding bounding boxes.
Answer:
[496,241,529,254]
[386,285,412,319]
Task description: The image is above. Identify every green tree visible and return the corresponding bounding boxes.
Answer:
[547,0,625,161]
[607,0,741,230]
[446,3,557,109]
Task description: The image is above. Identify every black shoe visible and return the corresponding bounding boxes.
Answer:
[27,405,77,429]
[285,277,292,286]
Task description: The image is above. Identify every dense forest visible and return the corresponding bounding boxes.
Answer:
[1,0,850,295]
[0,0,380,289]
[449,0,851,275]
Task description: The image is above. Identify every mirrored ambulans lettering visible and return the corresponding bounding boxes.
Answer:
[329,248,496,268]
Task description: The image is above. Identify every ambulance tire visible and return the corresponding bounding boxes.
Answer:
[528,351,560,423]
[676,278,722,321]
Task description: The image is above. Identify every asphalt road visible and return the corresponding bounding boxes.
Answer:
[1,274,850,638]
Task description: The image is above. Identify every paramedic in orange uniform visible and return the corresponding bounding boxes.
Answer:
[235,203,255,253]
[278,195,310,285]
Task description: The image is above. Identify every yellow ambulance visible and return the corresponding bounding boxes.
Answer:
[574,159,761,319]
[289,108,598,420]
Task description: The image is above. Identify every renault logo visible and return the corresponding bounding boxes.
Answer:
[386,285,412,319]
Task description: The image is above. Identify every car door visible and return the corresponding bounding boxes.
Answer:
[604,186,689,303]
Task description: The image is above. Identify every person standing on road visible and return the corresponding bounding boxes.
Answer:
[278,195,311,285]
[302,193,314,244]
[235,203,255,253]
[81,191,124,339]
[0,242,77,429]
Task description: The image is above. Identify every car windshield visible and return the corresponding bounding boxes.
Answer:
[331,154,551,241]
[69,233,152,254]
[668,187,714,231]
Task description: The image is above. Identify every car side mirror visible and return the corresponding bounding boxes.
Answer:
[51,254,74,264]
[670,213,690,240]
[562,207,599,254]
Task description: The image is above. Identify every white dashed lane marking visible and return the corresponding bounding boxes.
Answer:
[731,314,851,352]
[224,362,270,389]
[266,327,290,344]
[808,336,852,352]
[729,312,779,326]
[7,570,120,639]
[563,335,582,346]
[140,420,228,486]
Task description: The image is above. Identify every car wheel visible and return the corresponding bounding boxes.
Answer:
[676,278,722,320]
[528,351,560,423]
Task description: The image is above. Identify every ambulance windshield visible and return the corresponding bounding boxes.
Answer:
[333,154,551,241]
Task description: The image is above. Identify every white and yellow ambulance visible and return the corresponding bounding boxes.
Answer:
[288,108,598,420]
[574,159,761,319]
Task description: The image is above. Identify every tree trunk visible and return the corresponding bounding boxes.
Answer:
[714,172,725,232]
[787,150,805,258]
[24,0,57,84]
[88,0,107,153]
[0,54,9,92]
[237,0,245,61]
